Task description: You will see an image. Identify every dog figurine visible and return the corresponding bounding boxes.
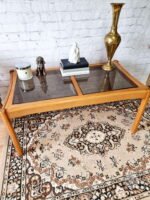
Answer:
[36,56,46,76]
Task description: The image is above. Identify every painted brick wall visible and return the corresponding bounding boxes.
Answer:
[0,0,150,87]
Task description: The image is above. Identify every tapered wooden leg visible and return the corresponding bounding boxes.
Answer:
[0,109,23,156]
[131,91,150,134]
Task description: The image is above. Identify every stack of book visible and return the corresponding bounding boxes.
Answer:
[60,57,89,77]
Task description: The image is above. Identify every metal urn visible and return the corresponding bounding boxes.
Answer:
[103,3,125,71]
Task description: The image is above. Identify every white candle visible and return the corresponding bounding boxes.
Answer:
[16,64,33,81]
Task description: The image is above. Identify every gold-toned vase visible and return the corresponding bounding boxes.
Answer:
[103,3,125,71]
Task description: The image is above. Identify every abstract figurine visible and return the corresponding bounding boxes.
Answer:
[36,56,46,76]
[69,42,80,64]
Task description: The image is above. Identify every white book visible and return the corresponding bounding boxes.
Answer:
[61,66,89,72]
[60,67,89,77]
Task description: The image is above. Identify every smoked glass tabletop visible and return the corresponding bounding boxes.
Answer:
[13,70,76,104]
[75,66,137,95]
[13,66,137,104]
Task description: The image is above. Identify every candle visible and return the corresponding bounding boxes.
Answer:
[15,63,33,81]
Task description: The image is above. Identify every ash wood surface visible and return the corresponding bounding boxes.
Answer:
[5,70,17,109]
[2,70,16,109]
[6,88,148,118]
[131,90,150,134]
[0,108,23,156]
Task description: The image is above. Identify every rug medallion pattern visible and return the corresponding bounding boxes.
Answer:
[1,100,150,200]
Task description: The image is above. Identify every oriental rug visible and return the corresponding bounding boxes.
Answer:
[1,100,150,200]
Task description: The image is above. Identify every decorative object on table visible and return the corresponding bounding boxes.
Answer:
[69,42,80,64]
[36,56,46,76]
[146,74,150,87]
[19,78,35,92]
[16,63,34,92]
[37,76,48,94]
[103,3,125,71]
[16,63,33,81]
[60,57,89,77]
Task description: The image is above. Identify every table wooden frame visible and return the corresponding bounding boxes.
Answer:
[0,60,149,156]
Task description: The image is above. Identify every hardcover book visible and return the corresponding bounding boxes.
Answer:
[60,67,89,77]
[61,57,89,70]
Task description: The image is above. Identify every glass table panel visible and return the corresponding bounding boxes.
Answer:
[76,66,137,94]
[13,70,76,104]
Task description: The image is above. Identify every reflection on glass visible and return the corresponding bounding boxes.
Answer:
[19,78,35,92]
[75,74,89,81]
[37,76,48,94]
[76,67,137,95]
[13,70,76,104]
[100,70,116,92]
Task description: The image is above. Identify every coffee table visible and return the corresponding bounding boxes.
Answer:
[0,60,149,156]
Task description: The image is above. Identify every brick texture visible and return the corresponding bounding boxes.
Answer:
[0,0,150,87]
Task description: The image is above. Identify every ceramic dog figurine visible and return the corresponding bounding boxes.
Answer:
[36,56,46,76]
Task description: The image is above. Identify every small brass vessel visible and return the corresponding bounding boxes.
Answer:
[103,3,125,71]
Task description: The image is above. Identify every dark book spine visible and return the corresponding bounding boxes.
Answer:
[61,63,89,70]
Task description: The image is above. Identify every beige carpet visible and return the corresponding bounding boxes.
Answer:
[0,100,150,200]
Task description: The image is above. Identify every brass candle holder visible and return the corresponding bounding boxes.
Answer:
[103,3,125,71]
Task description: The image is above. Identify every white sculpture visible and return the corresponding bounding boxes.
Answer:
[69,42,80,64]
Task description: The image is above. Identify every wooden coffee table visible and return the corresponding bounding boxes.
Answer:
[0,60,149,156]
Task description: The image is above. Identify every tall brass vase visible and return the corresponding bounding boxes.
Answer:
[103,3,125,71]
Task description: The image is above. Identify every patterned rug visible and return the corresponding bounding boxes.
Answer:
[1,100,150,200]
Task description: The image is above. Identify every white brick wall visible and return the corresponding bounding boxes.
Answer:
[0,0,150,87]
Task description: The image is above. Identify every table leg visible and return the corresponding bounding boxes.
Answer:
[131,91,150,134]
[0,109,23,156]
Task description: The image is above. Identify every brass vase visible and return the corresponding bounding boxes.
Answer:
[103,3,125,71]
